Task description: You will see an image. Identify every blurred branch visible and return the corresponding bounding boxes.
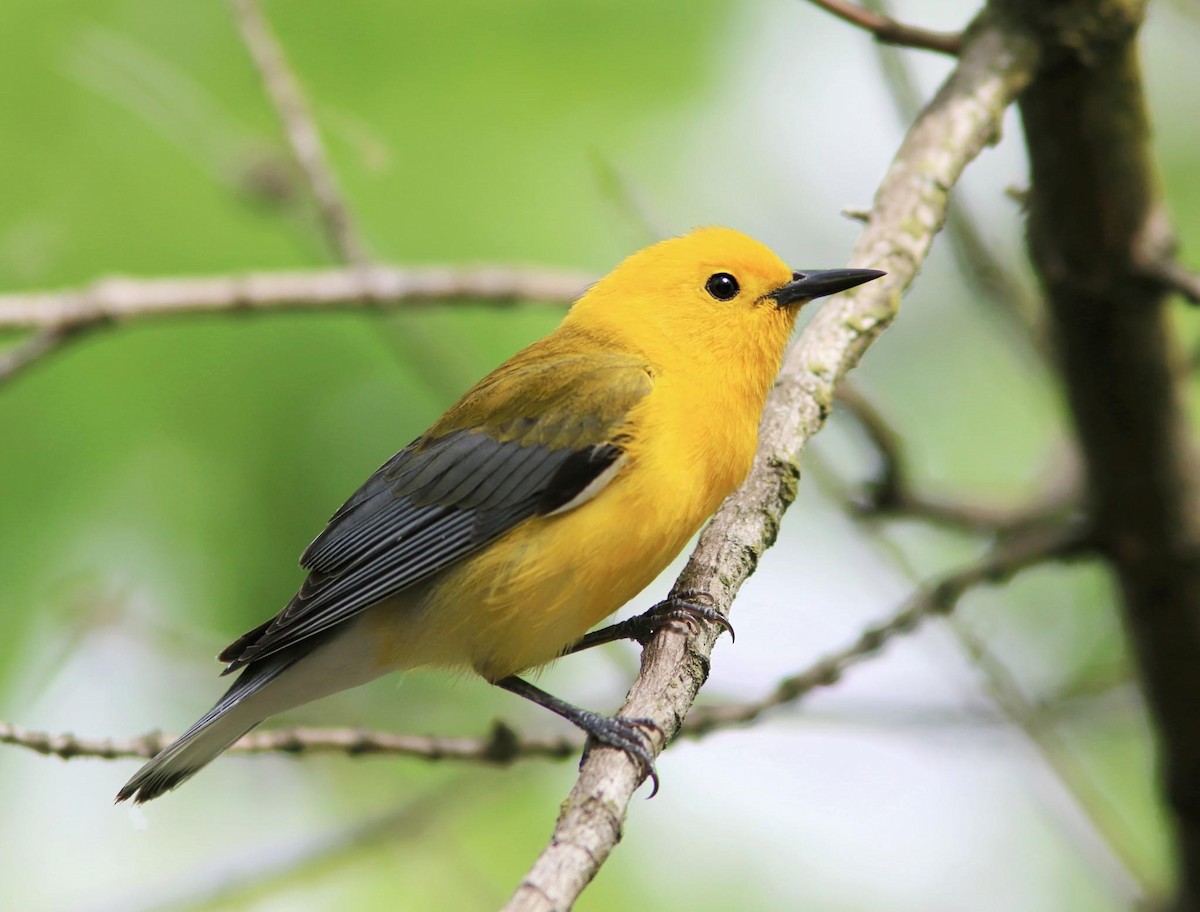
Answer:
[0,719,576,764]
[803,0,963,54]
[589,153,663,245]
[229,0,368,265]
[834,382,1078,533]
[0,327,77,384]
[1,524,1082,768]
[1007,0,1200,905]
[0,264,590,386]
[862,0,1047,354]
[686,522,1088,734]
[503,13,1039,911]
[1139,255,1200,306]
[114,783,463,912]
[0,266,589,331]
[821,388,1144,902]
[949,618,1156,901]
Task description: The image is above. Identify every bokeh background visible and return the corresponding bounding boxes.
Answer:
[2,1,1198,910]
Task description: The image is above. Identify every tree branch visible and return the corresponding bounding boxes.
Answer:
[502,11,1039,910]
[229,0,368,265]
[0,327,77,384]
[126,784,462,912]
[860,0,1048,353]
[1141,255,1200,306]
[0,265,589,332]
[687,523,1087,734]
[0,719,577,765]
[1,520,1078,769]
[1006,0,1200,905]
[834,382,1078,534]
[803,0,964,55]
[948,618,1154,901]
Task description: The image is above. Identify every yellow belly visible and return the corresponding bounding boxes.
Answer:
[362,383,758,681]
[361,475,696,679]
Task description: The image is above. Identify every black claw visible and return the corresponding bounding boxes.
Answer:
[582,714,662,797]
[641,590,735,644]
[494,676,662,795]
[563,590,733,657]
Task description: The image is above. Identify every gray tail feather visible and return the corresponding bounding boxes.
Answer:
[116,659,291,804]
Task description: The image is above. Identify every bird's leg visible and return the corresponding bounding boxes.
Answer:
[564,589,734,655]
[494,675,661,796]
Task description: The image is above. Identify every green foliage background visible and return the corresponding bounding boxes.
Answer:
[1,1,1197,910]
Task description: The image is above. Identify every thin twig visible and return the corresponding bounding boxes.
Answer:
[229,0,368,265]
[1143,256,1200,306]
[861,0,1047,353]
[229,0,478,398]
[835,382,1078,534]
[803,0,963,55]
[949,618,1157,902]
[823,393,1142,903]
[0,525,1082,767]
[0,328,77,384]
[108,783,465,912]
[0,265,590,332]
[0,720,576,764]
[687,523,1088,734]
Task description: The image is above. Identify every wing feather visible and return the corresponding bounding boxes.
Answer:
[221,352,652,671]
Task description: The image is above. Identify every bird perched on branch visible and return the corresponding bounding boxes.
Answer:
[116,226,883,803]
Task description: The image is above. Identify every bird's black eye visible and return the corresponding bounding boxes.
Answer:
[705,272,740,301]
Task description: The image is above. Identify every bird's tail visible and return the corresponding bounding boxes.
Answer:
[116,659,292,804]
[117,617,391,803]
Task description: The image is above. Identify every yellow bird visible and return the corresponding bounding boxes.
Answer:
[117,226,882,803]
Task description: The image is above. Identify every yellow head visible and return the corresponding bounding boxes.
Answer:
[564,226,882,404]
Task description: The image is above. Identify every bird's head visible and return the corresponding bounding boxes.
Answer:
[566,226,883,377]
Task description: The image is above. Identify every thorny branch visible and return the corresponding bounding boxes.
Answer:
[1,720,577,765]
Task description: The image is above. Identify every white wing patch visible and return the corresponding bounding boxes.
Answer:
[543,453,628,517]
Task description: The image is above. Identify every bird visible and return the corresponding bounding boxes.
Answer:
[116,226,883,803]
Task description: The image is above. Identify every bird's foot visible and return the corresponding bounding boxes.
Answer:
[577,710,662,797]
[565,590,733,656]
[625,590,735,645]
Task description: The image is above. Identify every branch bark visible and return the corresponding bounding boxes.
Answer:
[3,518,1077,767]
[0,327,76,384]
[0,265,590,331]
[502,10,1039,910]
[804,0,964,55]
[834,383,1078,534]
[1007,0,1200,906]
[230,0,368,265]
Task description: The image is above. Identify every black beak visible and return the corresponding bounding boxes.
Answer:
[768,268,885,308]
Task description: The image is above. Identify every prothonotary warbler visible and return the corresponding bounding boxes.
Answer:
[116,226,883,803]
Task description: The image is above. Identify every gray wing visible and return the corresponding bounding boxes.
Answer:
[219,363,649,671]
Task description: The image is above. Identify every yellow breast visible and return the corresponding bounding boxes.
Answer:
[365,370,758,681]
